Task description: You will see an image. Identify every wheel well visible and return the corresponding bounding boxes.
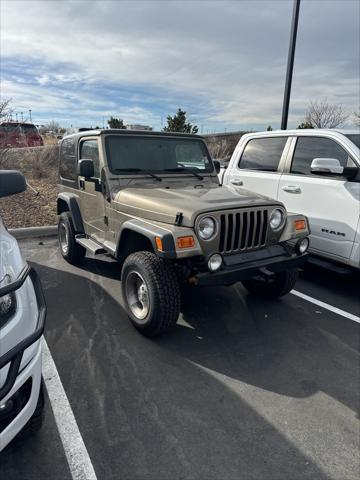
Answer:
[57,198,69,215]
[117,229,154,262]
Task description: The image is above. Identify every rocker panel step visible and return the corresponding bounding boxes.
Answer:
[75,235,106,255]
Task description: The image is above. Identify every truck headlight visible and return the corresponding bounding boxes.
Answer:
[0,274,17,327]
[270,209,285,231]
[197,217,217,240]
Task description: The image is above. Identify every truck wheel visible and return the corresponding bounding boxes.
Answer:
[121,251,181,337]
[242,268,298,298]
[17,379,45,440]
[58,212,85,264]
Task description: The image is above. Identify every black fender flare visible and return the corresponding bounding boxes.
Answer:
[57,193,85,233]
[115,219,176,259]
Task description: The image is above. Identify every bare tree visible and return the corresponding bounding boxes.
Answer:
[304,99,349,128]
[353,111,360,127]
[45,120,60,133]
[0,98,15,165]
[0,98,14,122]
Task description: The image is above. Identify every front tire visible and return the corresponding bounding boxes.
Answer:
[121,251,181,337]
[242,268,298,298]
[58,212,86,265]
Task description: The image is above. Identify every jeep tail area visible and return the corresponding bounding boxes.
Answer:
[57,130,310,337]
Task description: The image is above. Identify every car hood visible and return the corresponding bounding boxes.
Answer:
[112,182,280,226]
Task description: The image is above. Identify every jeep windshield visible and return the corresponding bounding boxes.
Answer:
[105,135,213,174]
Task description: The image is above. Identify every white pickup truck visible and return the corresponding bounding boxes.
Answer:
[222,129,360,270]
[0,171,46,451]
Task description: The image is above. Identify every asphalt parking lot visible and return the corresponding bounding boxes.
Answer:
[1,237,359,480]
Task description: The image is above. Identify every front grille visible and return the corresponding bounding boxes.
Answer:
[219,209,269,253]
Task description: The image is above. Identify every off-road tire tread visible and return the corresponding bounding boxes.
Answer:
[122,251,180,336]
[242,268,298,298]
[58,212,86,264]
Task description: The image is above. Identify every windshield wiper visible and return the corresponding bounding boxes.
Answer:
[113,168,162,181]
[164,167,204,180]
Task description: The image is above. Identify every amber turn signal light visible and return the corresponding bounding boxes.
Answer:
[177,236,195,249]
[155,237,164,252]
[294,219,306,231]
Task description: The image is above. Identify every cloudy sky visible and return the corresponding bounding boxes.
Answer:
[1,0,359,131]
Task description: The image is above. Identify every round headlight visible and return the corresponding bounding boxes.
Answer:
[198,217,217,240]
[270,209,284,230]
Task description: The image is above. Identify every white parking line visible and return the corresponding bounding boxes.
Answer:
[41,338,98,480]
[291,290,360,324]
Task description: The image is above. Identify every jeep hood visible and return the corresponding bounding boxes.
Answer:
[112,183,280,227]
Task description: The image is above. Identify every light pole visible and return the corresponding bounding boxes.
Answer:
[29,109,32,122]
[281,0,301,130]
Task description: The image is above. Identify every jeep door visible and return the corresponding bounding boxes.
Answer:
[278,135,359,263]
[78,137,106,244]
[225,136,289,199]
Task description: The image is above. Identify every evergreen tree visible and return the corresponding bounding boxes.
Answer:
[163,109,198,134]
[108,116,126,129]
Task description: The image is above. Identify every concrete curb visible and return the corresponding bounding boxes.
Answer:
[9,225,57,239]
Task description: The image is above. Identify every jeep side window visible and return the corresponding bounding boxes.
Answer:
[291,137,354,175]
[80,140,100,177]
[238,137,287,172]
[59,137,76,181]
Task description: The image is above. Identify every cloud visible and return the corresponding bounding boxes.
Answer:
[1,0,359,130]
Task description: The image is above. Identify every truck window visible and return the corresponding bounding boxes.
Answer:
[238,137,287,172]
[59,137,77,181]
[291,137,353,175]
[80,139,100,177]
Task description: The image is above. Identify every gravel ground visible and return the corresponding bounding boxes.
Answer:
[0,146,58,228]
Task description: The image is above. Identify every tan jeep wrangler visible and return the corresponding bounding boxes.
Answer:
[57,129,310,336]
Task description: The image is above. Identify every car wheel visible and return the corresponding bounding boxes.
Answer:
[121,251,181,337]
[58,212,85,264]
[242,268,298,298]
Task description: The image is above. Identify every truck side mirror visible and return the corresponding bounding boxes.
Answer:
[78,159,94,178]
[0,170,26,198]
[213,160,221,174]
[310,158,344,175]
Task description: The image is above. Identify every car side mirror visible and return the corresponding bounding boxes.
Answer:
[0,170,26,198]
[311,158,344,176]
[78,159,94,178]
[213,160,221,174]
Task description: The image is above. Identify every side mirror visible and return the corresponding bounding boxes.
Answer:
[213,160,221,174]
[311,158,344,175]
[78,159,94,178]
[0,170,26,198]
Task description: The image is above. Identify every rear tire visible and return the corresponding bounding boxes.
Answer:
[58,212,86,265]
[242,268,298,298]
[121,251,181,337]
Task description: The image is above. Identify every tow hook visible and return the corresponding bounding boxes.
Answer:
[258,267,275,281]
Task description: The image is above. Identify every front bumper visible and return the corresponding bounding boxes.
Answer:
[194,244,308,286]
[0,266,46,450]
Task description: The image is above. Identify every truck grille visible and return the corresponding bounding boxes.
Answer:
[218,209,269,253]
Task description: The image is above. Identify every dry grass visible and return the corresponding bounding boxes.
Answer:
[0,146,59,228]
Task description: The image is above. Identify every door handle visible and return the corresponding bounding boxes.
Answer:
[282,185,301,194]
[231,179,243,186]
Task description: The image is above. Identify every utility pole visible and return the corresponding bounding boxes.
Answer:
[20,112,23,122]
[281,0,301,130]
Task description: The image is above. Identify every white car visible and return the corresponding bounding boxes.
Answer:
[222,129,360,270]
[0,171,46,452]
